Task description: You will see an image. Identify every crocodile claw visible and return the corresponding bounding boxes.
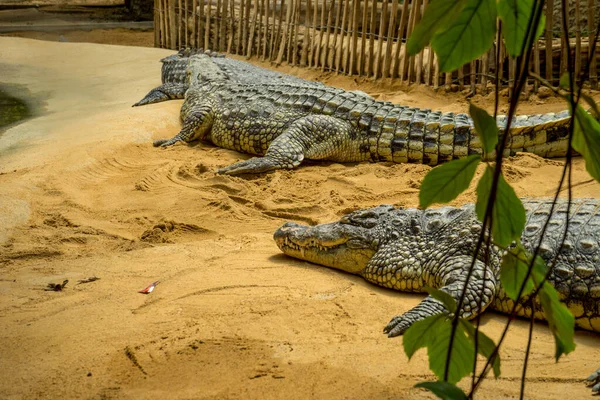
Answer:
[586,368,600,393]
[153,138,182,147]
[383,315,413,338]
[217,157,282,175]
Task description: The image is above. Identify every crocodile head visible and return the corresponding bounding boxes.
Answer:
[274,205,395,274]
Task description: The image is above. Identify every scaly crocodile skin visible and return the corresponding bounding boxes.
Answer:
[274,198,600,392]
[146,55,573,175]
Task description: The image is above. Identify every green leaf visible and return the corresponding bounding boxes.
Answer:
[415,381,468,400]
[572,104,600,182]
[539,282,576,360]
[581,92,600,120]
[497,0,545,57]
[419,155,480,208]
[500,243,534,300]
[428,319,475,384]
[469,103,499,154]
[431,0,497,72]
[476,166,526,247]
[425,286,457,314]
[403,314,446,359]
[407,0,468,56]
[460,320,501,378]
[559,72,573,90]
[403,314,475,384]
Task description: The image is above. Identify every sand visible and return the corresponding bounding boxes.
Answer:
[1,36,600,399]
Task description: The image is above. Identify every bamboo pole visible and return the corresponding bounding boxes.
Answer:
[408,0,421,84]
[545,0,554,83]
[191,0,197,47]
[185,0,189,47]
[425,37,435,85]
[309,0,318,66]
[335,0,349,73]
[276,0,293,64]
[382,0,398,78]
[154,0,159,47]
[197,0,204,49]
[574,0,581,80]
[301,0,311,65]
[227,0,235,53]
[214,0,221,50]
[391,0,410,79]
[157,0,165,47]
[257,0,264,57]
[271,0,285,61]
[470,60,476,93]
[262,0,270,59]
[221,0,229,51]
[366,0,376,76]
[589,0,598,88]
[415,1,425,84]
[178,0,182,48]
[236,0,244,53]
[481,49,490,91]
[358,0,368,75]
[292,0,300,65]
[433,53,440,89]
[532,39,540,91]
[243,0,251,54]
[560,0,569,78]
[326,0,339,70]
[373,0,388,78]
[169,0,177,48]
[348,0,360,75]
[401,0,417,81]
[286,0,296,63]
[204,0,211,49]
[315,0,328,68]
[248,0,259,56]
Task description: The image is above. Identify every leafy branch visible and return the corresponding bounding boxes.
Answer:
[404,0,600,398]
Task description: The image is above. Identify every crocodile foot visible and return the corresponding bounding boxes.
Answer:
[586,368,600,394]
[216,157,285,175]
[383,319,412,337]
[153,138,183,147]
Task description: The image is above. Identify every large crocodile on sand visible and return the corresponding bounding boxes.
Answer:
[273,198,600,392]
[141,53,573,175]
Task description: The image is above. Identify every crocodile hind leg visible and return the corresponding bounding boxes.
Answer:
[216,115,356,175]
[153,105,214,147]
[383,256,497,337]
[133,83,188,107]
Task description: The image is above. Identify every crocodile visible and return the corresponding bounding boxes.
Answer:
[133,48,328,107]
[273,198,600,392]
[145,53,574,175]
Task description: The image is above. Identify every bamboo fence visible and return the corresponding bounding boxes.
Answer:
[154,0,600,91]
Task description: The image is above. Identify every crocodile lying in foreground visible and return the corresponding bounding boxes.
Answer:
[274,198,600,392]
[144,53,573,175]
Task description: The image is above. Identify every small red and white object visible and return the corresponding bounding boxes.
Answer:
[139,281,159,294]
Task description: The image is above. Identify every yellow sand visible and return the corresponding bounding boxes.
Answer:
[1,37,599,399]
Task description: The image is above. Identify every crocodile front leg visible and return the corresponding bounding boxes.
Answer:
[383,256,497,337]
[217,115,358,175]
[133,83,189,107]
[153,105,214,147]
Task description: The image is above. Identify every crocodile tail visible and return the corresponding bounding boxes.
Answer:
[501,110,575,159]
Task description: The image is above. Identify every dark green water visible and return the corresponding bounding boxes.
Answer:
[0,90,30,130]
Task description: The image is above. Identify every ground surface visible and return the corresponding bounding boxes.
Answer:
[1,29,600,400]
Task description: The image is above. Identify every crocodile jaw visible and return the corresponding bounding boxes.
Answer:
[274,222,377,274]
